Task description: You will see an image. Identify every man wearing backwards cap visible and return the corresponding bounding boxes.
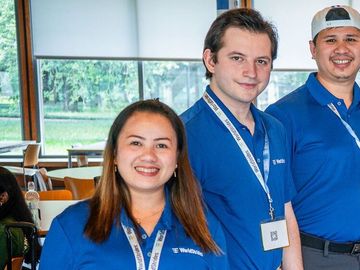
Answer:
[266,5,360,270]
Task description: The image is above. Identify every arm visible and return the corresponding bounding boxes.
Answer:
[282,202,303,270]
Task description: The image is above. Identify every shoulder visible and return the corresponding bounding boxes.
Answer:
[52,200,89,232]
[181,98,208,127]
[266,84,309,114]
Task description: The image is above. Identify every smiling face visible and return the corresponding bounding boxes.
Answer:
[115,111,178,196]
[310,26,360,86]
[204,27,272,110]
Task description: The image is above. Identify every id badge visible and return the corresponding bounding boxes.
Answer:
[260,218,289,251]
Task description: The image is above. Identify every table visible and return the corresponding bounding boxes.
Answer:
[67,141,106,167]
[47,166,103,181]
[4,166,38,177]
[0,140,36,154]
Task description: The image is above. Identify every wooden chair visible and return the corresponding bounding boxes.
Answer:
[38,190,73,200]
[36,168,53,190]
[4,144,41,189]
[63,177,95,200]
[4,256,24,270]
[22,144,41,169]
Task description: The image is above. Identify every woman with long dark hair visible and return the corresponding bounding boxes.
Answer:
[40,99,228,269]
[0,166,41,269]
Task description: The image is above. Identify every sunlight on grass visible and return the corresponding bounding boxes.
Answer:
[0,118,113,155]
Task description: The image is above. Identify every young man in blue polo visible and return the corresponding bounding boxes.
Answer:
[266,5,360,270]
[181,8,303,270]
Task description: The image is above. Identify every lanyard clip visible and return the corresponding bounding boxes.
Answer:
[269,201,275,220]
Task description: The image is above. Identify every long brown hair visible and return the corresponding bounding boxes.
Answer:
[84,99,220,253]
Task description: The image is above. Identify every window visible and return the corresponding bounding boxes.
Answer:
[143,61,206,114]
[38,59,139,155]
[0,0,22,149]
[37,59,207,155]
[30,0,215,156]
[3,1,360,158]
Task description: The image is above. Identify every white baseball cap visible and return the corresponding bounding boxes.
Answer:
[311,5,360,39]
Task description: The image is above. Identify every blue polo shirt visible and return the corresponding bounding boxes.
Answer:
[181,86,296,270]
[39,191,228,270]
[266,72,360,242]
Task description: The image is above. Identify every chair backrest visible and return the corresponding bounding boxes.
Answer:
[37,168,53,190]
[4,256,24,270]
[38,190,73,200]
[63,177,95,200]
[23,144,41,168]
[5,222,38,270]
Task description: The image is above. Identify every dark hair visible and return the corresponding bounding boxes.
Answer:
[203,8,278,79]
[0,167,41,263]
[0,167,33,223]
[85,99,220,253]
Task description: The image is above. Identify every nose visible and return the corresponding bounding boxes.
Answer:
[243,61,257,79]
[139,147,157,162]
[334,41,350,54]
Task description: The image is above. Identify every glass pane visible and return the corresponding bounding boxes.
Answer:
[38,59,139,155]
[257,71,311,111]
[0,0,22,154]
[143,61,207,114]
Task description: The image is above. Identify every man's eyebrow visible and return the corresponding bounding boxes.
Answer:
[227,51,246,56]
[227,51,271,60]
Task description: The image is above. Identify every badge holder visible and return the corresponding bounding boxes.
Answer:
[260,217,289,251]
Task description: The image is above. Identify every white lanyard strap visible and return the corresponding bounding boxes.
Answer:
[328,103,360,149]
[122,224,167,270]
[203,92,275,219]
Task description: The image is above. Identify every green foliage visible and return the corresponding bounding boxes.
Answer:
[0,117,22,140]
[0,0,20,104]
[41,60,139,114]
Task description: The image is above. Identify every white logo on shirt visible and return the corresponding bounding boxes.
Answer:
[272,158,285,165]
[172,247,203,257]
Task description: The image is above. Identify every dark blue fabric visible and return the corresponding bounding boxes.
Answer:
[266,72,360,242]
[39,193,228,270]
[181,86,296,269]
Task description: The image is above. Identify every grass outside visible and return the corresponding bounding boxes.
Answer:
[0,117,113,155]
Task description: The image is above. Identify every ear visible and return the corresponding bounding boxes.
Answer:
[203,49,216,75]
[309,40,316,59]
[0,192,9,204]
